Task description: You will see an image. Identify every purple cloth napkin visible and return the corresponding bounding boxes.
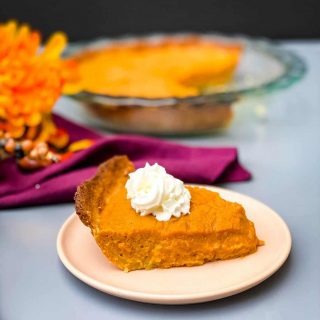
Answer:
[0,114,251,209]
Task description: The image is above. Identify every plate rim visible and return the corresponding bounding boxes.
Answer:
[57,185,292,304]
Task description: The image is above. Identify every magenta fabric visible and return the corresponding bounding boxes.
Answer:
[0,114,251,209]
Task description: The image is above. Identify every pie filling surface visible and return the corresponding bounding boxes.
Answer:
[75,156,262,272]
[70,37,242,98]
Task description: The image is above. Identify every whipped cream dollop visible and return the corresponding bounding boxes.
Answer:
[125,163,191,221]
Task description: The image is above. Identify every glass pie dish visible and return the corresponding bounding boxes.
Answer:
[66,33,306,135]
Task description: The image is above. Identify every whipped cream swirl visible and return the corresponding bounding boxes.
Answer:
[125,163,191,221]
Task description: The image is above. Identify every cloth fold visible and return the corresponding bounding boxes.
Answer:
[0,114,251,209]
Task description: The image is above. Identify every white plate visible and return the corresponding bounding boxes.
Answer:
[57,186,291,304]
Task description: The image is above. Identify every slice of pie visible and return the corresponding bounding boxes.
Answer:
[75,156,262,272]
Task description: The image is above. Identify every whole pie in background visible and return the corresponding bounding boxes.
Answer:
[69,37,242,98]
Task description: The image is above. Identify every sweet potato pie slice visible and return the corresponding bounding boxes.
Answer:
[75,156,262,272]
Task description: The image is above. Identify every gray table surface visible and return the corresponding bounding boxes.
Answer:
[1,41,320,320]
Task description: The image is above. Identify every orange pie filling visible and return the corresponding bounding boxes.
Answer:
[68,38,242,98]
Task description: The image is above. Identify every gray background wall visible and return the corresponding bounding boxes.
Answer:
[0,0,318,41]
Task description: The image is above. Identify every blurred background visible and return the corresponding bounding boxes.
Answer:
[0,0,319,41]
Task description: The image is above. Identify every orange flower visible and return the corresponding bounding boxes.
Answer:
[0,20,76,137]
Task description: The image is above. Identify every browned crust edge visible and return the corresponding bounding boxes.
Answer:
[72,35,242,63]
[74,155,134,229]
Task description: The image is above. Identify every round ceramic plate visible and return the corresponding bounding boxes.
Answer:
[57,186,291,304]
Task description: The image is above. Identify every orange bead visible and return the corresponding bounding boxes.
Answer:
[4,138,15,153]
[21,139,33,152]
